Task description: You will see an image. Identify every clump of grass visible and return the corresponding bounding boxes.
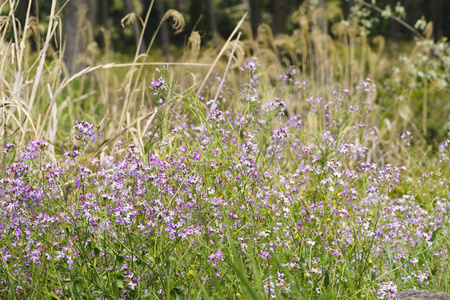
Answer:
[0,0,215,157]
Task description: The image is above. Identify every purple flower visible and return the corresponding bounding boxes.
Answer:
[209,249,224,266]
[149,76,168,95]
[272,127,289,141]
[401,131,413,146]
[1,248,11,262]
[56,251,65,259]
[67,255,74,270]
[260,251,270,260]
[128,280,137,290]
[208,109,225,122]
[3,142,15,155]
[376,281,397,299]
[240,57,260,73]
[73,120,102,146]
[263,97,286,112]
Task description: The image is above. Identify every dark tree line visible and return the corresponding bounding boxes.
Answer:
[14,0,450,75]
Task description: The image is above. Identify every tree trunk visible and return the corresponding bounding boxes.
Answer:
[311,0,328,83]
[249,0,262,38]
[273,0,289,34]
[98,0,111,51]
[430,0,444,41]
[61,0,97,76]
[206,0,220,37]
[388,0,398,43]
[156,0,171,61]
[342,0,354,20]
[124,0,146,54]
[190,0,203,29]
[206,0,221,49]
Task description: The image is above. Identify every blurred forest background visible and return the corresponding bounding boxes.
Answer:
[12,0,450,74]
[2,0,449,154]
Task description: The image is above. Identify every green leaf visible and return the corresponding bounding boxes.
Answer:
[117,253,124,265]
[148,256,155,266]
[431,227,441,242]
[94,247,100,258]
[324,271,330,287]
[116,279,124,289]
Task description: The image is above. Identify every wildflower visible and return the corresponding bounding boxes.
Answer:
[56,251,65,260]
[240,57,260,102]
[272,127,289,141]
[1,247,11,262]
[305,238,316,246]
[239,57,259,73]
[376,281,397,300]
[115,140,123,152]
[208,108,225,122]
[128,280,137,290]
[410,258,419,264]
[149,76,168,95]
[67,255,74,270]
[263,97,286,112]
[102,155,115,169]
[73,120,102,146]
[260,251,270,260]
[208,249,224,266]
[401,131,413,146]
[3,142,14,155]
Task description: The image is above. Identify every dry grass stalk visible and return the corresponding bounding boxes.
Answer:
[196,13,248,97]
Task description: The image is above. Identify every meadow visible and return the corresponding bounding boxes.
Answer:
[0,0,449,299]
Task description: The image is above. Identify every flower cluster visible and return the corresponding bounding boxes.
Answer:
[148,76,168,95]
[401,130,413,146]
[376,281,397,300]
[208,249,224,266]
[262,97,286,112]
[73,120,102,146]
[240,57,261,102]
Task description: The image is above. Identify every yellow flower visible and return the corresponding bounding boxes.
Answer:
[326,218,331,222]
[188,269,194,275]
[368,260,373,264]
